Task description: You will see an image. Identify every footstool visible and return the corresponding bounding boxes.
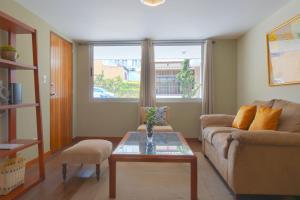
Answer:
[61,139,112,181]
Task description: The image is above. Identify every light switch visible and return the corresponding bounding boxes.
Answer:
[43,75,47,84]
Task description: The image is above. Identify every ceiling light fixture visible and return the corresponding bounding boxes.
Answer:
[141,0,166,7]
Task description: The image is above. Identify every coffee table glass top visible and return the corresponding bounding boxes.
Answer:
[113,132,194,156]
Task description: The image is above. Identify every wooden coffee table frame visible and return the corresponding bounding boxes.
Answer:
[109,132,198,200]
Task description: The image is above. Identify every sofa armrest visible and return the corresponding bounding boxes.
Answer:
[200,114,235,129]
[227,131,300,194]
[231,131,300,146]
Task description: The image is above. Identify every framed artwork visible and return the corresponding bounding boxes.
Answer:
[266,14,300,86]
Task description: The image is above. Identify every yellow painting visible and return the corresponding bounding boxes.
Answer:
[267,14,300,86]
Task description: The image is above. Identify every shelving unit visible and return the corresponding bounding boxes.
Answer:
[0,10,45,199]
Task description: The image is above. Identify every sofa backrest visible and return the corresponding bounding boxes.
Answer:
[252,100,274,107]
[272,99,300,133]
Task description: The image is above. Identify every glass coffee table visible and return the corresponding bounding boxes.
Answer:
[109,132,198,200]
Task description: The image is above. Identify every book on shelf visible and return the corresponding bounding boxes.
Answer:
[0,144,23,150]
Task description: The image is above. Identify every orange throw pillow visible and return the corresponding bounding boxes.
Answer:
[249,106,282,131]
[232,105,257,130]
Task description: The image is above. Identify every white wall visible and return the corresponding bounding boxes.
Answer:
[237,0,300,106]
[76,40,237,139]
[213,40,237,114]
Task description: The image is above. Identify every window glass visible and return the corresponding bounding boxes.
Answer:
[92,46,141,99]
[154,45,202,99]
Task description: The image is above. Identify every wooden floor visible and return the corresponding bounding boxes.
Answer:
[17,139,295,200]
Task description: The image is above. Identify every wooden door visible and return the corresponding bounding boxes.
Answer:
[50,32,73,152]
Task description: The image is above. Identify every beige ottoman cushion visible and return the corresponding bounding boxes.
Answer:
[61,139,112,164]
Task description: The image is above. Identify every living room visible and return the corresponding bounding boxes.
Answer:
[0,0,299,199]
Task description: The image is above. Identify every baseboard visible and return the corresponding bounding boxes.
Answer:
[26,151,51,168]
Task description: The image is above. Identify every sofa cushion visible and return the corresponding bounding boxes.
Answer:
[137,124,173,132]
[249,106,282,131]
[211,132,232,159]
[232,105,257,130]
[272,99,300,133]
[155,106,169,125]
[203,127,239,144]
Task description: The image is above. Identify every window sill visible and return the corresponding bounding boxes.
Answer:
[91,98,139,103]
[90,98,202,103]
[157,98,202,103]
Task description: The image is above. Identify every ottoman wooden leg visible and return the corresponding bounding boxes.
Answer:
[62,163,67,181]
[96,164,100,181]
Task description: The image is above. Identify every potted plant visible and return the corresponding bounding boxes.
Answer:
[146,107,156,143]
[0,45,19,61]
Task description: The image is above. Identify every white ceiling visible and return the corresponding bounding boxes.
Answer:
[15,0,290,41]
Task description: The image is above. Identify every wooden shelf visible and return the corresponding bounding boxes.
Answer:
[0,103,39,110]
[0,58,37,70]
[0,173,43,200]
[0,10,35,34]
[0,139,41,158]
[0,11,45,199]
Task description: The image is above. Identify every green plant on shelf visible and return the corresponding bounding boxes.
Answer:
[0,45,20,61]
[0,45,17,52]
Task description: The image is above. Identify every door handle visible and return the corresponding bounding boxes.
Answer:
[50,82,56,96]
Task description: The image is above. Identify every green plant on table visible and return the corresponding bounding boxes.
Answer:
[146,107,156,134]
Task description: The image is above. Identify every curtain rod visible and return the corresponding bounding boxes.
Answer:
[78,39,209,46]
[153,40,206,45]
[78,40,142,46]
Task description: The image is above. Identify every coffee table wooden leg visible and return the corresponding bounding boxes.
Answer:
[191,157,198,200]
[109,157,116,198]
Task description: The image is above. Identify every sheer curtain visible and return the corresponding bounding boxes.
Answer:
[202,40,213,115]
[139,39,156,107]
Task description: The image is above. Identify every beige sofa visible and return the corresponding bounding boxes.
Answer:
[200,99,300,198]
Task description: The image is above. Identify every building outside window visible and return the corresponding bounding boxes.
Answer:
[92,45,141,99]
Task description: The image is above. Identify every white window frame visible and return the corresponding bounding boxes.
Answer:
[153,40,204,103]
[88,40,204,102]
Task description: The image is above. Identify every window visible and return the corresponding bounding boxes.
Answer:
[154,45,203,99]
[92,45,141,99]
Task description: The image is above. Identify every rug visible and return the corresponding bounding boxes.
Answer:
[19,152,296,200]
